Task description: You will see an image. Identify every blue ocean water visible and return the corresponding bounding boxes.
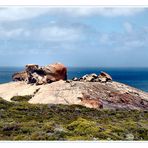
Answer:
[0,67,148,92]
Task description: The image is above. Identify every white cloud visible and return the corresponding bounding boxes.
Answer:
[98,8,144,17]
[0,7,50,22]
[39,26,82,41]
[99,33,110,44]
[124,40,145,48]
[56,8,144,17]
[0,7,145,22]
[0,26,29,38]
[0,7,146,57]
[96,22,148,53]
[123,22,133,33]
[0,23,83,42]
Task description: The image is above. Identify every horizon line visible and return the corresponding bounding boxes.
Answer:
[1,66,148,68]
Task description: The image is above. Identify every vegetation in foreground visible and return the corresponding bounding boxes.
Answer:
[0,97,147,141]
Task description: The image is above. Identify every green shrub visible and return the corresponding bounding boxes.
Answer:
[11,95,32,102]
[0,97,147,140]
[67,118,100,136]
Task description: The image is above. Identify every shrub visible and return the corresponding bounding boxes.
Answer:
[11,96,32,102]
[0,97,147,140]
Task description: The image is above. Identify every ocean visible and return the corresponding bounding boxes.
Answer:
[0,67,148,92]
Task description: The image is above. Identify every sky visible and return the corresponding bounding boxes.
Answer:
[0,7,148,67]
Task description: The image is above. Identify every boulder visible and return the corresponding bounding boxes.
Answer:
[25,64,40,84]
[72,77,79,81]
[12,71,27,82]
[98,71,112,82]
[26,64,39,73]
[80,73,98,82]
[12,63,67,85]
[82,74,88,79]
[85,75,95,82]
[42,63,67,82]
[87,73,98,82]
[90,73,98,79]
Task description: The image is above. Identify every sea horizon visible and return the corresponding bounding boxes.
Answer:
[1,66,148,68]
[0,66,148,92]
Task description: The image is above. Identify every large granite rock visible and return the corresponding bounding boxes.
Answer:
[0,80,147,110]
[12,63,67,85]
[9,66,148,110]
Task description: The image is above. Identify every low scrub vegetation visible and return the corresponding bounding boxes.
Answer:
[11,95,32,102]
[0,97,147,140]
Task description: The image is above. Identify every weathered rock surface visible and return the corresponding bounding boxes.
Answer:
[0,80,148,110]
[12,63,67,85]
[72,72,112,83]
[98,71,112,82]
[12,71,27,82]
[3,66,148,110]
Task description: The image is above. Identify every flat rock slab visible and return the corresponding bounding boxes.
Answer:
[0,82,40,101]
[0,80,148,110]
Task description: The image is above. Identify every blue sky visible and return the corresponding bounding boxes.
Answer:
[0,7,148,67]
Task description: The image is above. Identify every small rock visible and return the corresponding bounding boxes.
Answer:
[126,133,134,140]
[80,73,98,82]
[90,73,98,78]
[98,71,112,83]
[99,77,107,83]
[72,77,78,81]
[82,74,88,80]
[66,80,72,83]
[85,76,94,82]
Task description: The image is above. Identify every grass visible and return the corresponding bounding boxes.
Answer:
[0,97,147,141]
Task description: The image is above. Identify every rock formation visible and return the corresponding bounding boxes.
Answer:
[12,63,67,85]
[12,71,27,82]
[72,71,112,83]
[98,71,112,82]
[3,64,147,110]
[0,80,148,110]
